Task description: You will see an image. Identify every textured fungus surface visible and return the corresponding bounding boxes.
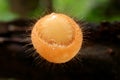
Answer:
[31,13,83,63]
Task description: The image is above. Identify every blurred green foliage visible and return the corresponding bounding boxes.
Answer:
[0,0,18,21]
[0,0,119,22]
[53,0,95,19]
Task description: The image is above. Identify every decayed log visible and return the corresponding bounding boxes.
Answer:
[0,19,120,80]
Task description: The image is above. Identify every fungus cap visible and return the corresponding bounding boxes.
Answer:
[31,13,83,63]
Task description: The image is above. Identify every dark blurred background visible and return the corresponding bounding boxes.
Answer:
[0,0,120,80]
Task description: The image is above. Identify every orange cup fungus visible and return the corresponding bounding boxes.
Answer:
[31,13,83,63]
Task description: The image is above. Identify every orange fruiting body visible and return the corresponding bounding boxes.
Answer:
[31,13,83,63]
